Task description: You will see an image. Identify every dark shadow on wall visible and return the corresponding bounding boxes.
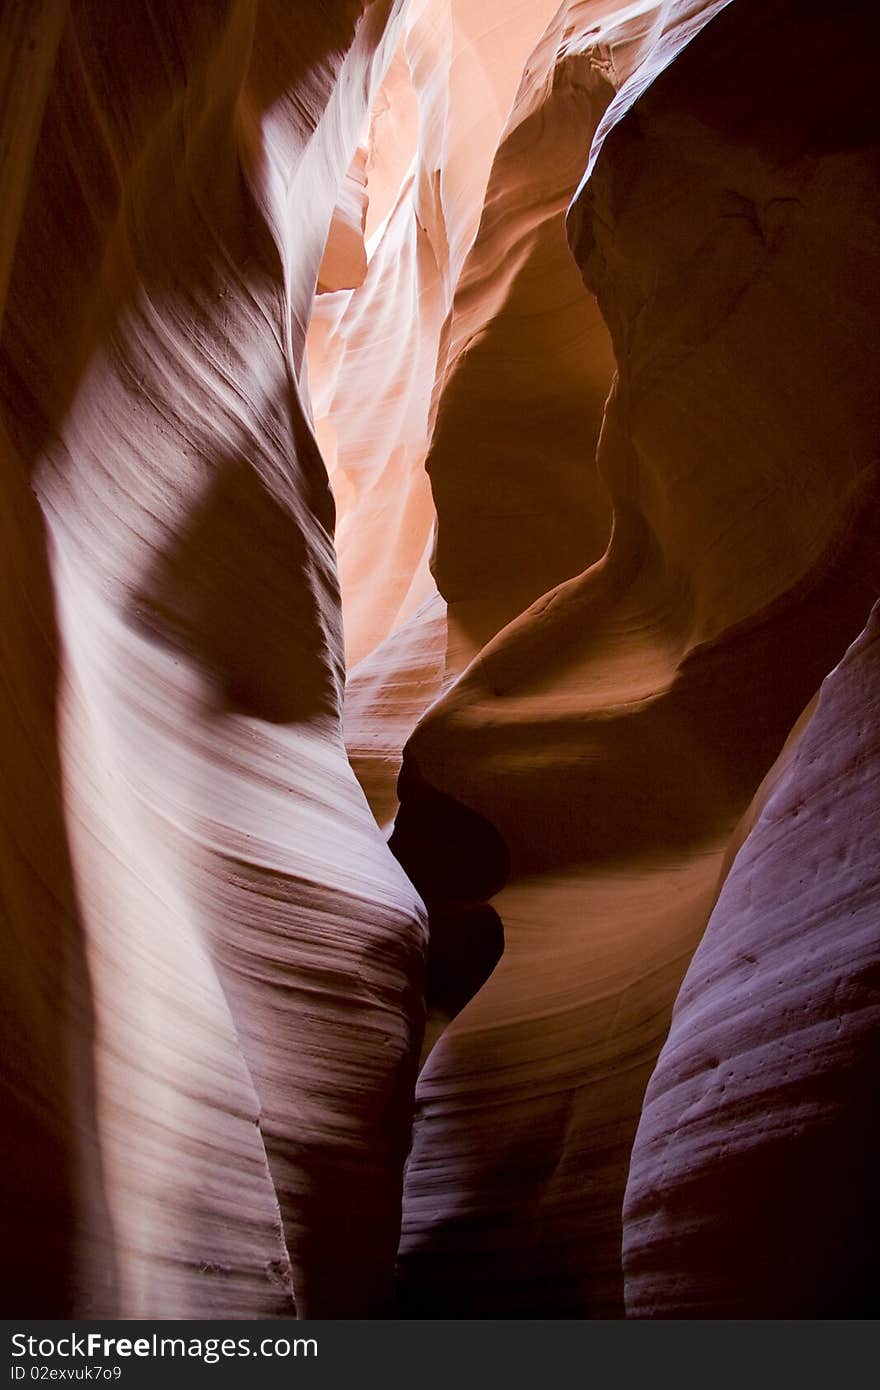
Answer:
[389,756,508,1062]
[0,449,118,1317]
[132,453,339,726]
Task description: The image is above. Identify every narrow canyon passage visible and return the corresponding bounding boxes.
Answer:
[1,0,878,1320]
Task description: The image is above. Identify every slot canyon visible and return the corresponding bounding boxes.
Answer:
[1,0,878,1319]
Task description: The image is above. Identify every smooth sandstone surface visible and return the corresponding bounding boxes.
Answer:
[1,0,426,1318]
[623,604,880,1317]
[392,0,880,1315]
[1,0,878,1320]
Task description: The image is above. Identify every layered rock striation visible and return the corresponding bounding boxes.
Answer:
[1,0,877,1319]
[1,0,426,1318]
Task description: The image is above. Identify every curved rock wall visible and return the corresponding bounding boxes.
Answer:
[1,0,426,1318]
[389,0,880,1316]
[614,0,880,1317]
[623,603,880,1316]
[1,0,878,1320]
